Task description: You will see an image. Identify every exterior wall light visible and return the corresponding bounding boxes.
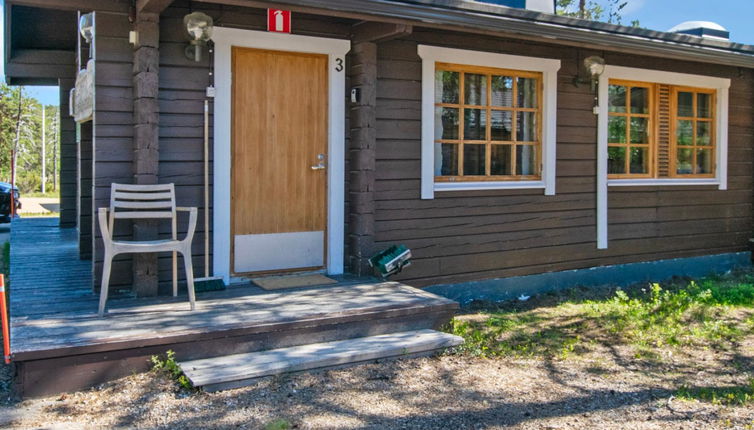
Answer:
[584,55,606,91]
[573,55,606,92]
[79,13,94,44]
[184,12,214,62]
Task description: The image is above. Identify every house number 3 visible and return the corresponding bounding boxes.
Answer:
[335,58,344,72]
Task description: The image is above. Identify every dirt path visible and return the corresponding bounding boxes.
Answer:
[17,197,59,215]
[1,340,752,429]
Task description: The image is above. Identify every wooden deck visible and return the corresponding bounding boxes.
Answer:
[8,218,458,397]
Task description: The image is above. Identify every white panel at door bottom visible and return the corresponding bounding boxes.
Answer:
[234,231,325,273]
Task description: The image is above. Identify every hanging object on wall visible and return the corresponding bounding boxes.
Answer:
[70,60,94,123]
[70,12,95,123]
[267,9,291,33]
[184,12,214,62]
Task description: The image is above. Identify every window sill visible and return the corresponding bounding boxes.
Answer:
[608,178,720,187]
[435,180,546,192]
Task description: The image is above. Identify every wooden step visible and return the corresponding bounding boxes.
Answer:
[180,329,464,392]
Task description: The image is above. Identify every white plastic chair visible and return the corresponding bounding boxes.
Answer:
[97,183,197,316]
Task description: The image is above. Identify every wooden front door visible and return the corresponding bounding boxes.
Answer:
[231,47,328,274]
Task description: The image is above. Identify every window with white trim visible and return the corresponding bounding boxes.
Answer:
[434,63,542,181]
[606,80,718,180]
[418,45,561,199]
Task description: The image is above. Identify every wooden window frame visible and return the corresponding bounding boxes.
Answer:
[597,65,730,251]
[433,62,543,182]
[606,80,718,180]
[670,86,717,178]
[606,79,655,179]
[418,45,561,199]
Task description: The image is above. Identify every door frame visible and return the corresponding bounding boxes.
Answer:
[213,27,350,283]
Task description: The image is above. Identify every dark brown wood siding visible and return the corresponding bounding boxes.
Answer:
[93,8,135,289]
[92,2,354,292]
[373,28,753,287]
[59,80,77,228]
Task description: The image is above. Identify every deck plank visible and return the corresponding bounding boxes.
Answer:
[181,330,464,392]
[8,218,458,362]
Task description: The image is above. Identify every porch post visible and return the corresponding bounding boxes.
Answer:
[348,41,377,276]
[132,12,161,296]
[59,78,77,228]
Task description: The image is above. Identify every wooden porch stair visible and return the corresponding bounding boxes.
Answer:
[180,329,464,392]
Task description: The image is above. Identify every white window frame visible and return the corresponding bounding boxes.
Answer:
[418,45,561,199]
[596,65,731,249]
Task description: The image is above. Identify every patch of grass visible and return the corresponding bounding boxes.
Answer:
[264,419,291,430]
[449,274,754,359]
[23,191,59,198]
[150,350,192,390]
[676,378,754,406]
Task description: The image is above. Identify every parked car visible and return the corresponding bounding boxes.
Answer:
[0,182,20,223]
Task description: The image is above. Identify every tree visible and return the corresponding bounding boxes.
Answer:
[556,0,633,25]
[0,84,61,193]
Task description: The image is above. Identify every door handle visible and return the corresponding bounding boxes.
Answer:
[311,153,326,170]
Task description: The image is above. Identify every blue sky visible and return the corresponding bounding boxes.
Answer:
[0,0,752,106]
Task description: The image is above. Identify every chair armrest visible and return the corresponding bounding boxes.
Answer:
[97,208,111,243]
[176,207,198,242]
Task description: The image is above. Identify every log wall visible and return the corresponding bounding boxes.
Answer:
[372,28,753,286]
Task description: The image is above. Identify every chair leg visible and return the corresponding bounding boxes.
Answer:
[172,251,178,297]
[182,251,196,311]
[98,252,113,316]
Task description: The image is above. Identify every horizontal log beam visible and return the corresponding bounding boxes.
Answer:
[6,0,129,12]
[136,0,175,14]
[352,21,412,44]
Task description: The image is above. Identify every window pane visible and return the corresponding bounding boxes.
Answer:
[608,85,627,113]
[491,110,513,141]
[463,109,486,140]
[676,120,693,146]
[516,112,537,142]
[630,117,649,143]
[435,143,459,176]
[434,107,459,140]
[491,75,513,107]
[434,70,459,104]
[608,116,627,143]
[697,121,711,146]
[696,149,712,174]
[677,91,694,117]
[516,145,537,175]
[630,87,649,114]
[608,146,626,174]
[464,144,486,176]
[464,73,487,106]
[697,93,712,118]
[676,148,693,174]
[490,145,512,175]
[629,147,648,174]
[517,77,538,108]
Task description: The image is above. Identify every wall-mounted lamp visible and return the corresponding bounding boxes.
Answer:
[573,55,606,92]
[79,13,94,44]
[184,12,213,62]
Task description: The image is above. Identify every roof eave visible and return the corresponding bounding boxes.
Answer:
[222,0,754,68]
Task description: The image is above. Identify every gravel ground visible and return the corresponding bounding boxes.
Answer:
[0,339,751,429]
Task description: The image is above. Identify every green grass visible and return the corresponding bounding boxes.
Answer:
[22,191,60,198]
[448,273,754,359]
[150,350,192,390]
[676,378,754,406]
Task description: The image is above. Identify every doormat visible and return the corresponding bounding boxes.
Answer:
[253,274,338,290]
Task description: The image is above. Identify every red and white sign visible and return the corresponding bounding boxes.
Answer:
[267,9,291,33]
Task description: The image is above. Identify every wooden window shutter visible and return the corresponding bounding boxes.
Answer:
[656,84,671,177]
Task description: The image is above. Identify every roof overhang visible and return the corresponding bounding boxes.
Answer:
[196,0,754,68]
